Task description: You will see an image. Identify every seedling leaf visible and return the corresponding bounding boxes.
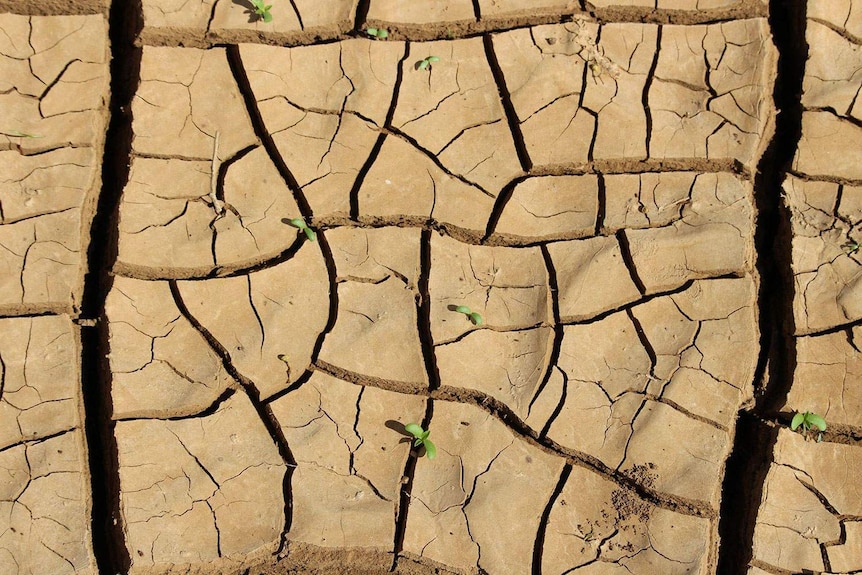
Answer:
[249,0,273,22]
[417,59,429,70]
[791,412,805,431]
[455,305,471,314]
[288,217,316,241]
[404,423,435,459]
[427,56,440,63]
[366,28,389,39]
[808,413,827,431]
[3,130,43,138]
[469,312,483,326]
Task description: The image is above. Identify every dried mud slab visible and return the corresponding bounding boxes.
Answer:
[392,37,523,193]
[542,464,711,575]
[750,430,862,573]
[403,400,565,574]
[270,371,425,550]
[106,276,236,419]
[623,172,754,294]
[430,235,556,418]
[793,19,862,181]
[494,175,598,242]
[241,40,403,216]
[545,278,757,506]
[0,430,95,575]
[0,316,94,574]
[176,243,330,400]
[366,0,476,28]
[0,14,108,314]
[121,45,332,276]
[784,176,862,334]
[359,135,498,233]
[808,0,862,44]
[116,393,286,571]
[320,273,426,386]
[140,0,357,46]
[493,19,775,170]
[783,17,862,332]
[787,327,862,430]
[0,316,82,448]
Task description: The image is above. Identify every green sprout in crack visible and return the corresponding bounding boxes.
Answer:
[405,423,436,459]
[365,27,389,39]
[791,411,826,442]
[845,240,861,255]
[454,305,483,326]
[249,0,273,23]
[288,218,317,242]
[416,56,440,71]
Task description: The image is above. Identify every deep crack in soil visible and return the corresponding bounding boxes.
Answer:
[716,0,808,572]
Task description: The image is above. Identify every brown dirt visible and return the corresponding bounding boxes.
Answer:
[1,1,861,575]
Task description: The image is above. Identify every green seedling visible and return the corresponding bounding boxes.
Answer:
[416,56,440,71]
[249,0,273,23]
[288,218,316,242]
[365,27,389,39]
[404,423,436,459]
[791,411,826,442]
[454,305,483,326]
[2,130,42,138]
[845,240,860,255]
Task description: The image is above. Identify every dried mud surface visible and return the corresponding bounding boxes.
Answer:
[0,1,859,575]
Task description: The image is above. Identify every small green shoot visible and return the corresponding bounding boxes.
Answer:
[249,0,273,23]
[454,305,483,326]
[404,423,436,459]
[288,218,316,242]
[416,56,440,71]
[845,240,860,255]
[365,27,389,39]
[2,130,43,138]
[791,411,826,442]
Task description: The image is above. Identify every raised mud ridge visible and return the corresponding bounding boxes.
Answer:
[1,0,861,575]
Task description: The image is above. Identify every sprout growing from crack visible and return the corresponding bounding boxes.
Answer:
[454,305,483,326]
[365,27,389,39]
[845,240,860,255]
[416,56,440,71]
[405,423,436,459]
[249,0,273,23]
[288,218,317,242]
[791,411,826,442]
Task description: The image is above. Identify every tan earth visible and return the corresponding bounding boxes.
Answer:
[0,1,860,575]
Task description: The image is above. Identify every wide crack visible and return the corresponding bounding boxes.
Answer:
[78,0,142,573]
[715,0,808,572]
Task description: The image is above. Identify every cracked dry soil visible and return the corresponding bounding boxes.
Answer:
[1,0,862,574]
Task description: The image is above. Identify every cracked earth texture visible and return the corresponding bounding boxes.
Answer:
[0,0,860,574]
